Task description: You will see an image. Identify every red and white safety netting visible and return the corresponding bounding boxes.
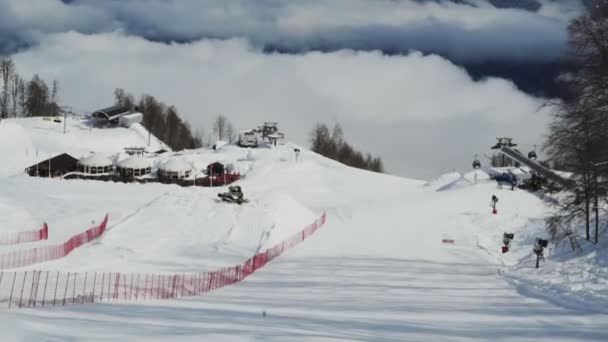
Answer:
[0,224,48,246]
[0,212,325,309]
[0,215,109,270]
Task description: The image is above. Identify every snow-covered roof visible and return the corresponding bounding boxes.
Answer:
[159,158,192,173]
[78,154,113,167]
[117,156,151,170]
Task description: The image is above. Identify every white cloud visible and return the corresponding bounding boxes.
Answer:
[12,31,551,179]
[1,0,584,62]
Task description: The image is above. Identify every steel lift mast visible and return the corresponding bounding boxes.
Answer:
[491,137,575,189]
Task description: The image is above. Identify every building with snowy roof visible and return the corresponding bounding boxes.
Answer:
[158,159,192,182]
[78,154,113,175]
[25,153,78,178]
[117,156,152,181]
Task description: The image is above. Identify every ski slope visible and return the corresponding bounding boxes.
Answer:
[0,119,607,341]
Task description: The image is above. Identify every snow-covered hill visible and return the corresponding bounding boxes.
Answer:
[0,118,607,341]
[0,117,167,177]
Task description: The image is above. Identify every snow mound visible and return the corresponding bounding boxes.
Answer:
[0,198,39,234]
[425,171,473,192]
[463,168,491,183]
[0,121,37,177]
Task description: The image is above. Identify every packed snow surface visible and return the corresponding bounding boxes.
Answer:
[0,117,607,341]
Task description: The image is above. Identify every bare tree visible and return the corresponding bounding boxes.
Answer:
[10,74,19,117]
[213,115,229,141]
[193,128,205,148]
[544,4,608,244]
[114,88,135,109]
[0,57,15,118]
[17,78,26,116]
[226,122,237,144]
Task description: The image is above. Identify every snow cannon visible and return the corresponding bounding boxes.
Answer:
[218,185,248,205]
[533,238,548,268]
[472,159,481,170]
[491,195,499,214]
[502,233,514,253]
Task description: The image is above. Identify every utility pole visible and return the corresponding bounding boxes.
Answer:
[60,106,72,134]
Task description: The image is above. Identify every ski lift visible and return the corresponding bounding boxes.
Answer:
[472,156,481,169]
[528,150,537,160]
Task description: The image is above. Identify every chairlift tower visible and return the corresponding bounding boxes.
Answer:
[491,137,517,167]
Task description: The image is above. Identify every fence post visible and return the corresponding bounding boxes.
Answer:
[107,272,111,302]
[18,271,28,308]
[112,273,117,301]
[100,272,105,303]
[159,276,164,299]
[134,273,140,301]
[143,274,149,300]
[28,271,38,307]
[114,272,127,300]
[157,275,162,299]
[195,273,200,295]
[164,276,169,299]
[129,273,134,300]
[82,272,88,304]
[34,270,42,307]
[181,273,185,297]
[63,272,70,306]
[172,275,178,298]
[8,272,16,309]
[91,272,97,303]
[41,271,49,307]
[72,272,77,304]
[53,271,59,306]
[190,273,195,296]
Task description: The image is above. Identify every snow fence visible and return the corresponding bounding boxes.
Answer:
[0,212,326,309]
[0,215,109,270]
[0,224,48,245]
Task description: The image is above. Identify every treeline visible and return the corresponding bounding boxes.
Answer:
[0,57,60,118]
[310,123,384,173]
[113,88,202,151]
[544,4,608,247]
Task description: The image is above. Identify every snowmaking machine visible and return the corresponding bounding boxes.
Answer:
[217,185,248,204]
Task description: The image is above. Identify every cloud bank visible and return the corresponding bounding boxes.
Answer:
[12,32,550,178]
[1,0,584,63]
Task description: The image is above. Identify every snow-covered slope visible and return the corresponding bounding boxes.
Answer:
[0,120,607,340]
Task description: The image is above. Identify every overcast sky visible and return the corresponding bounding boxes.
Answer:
[4,0,584,179]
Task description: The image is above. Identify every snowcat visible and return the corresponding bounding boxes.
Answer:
[218,185,247,204]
